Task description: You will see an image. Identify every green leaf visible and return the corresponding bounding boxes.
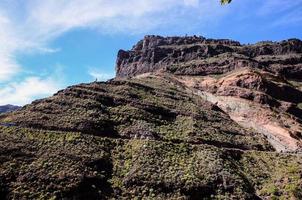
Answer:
[221,0,232,5]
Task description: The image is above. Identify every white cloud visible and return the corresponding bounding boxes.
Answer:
[37,47,61,54]
[0,0,222,83]
[2,0,224,105]
[22,0,217,37]
[0,13,21,81]
[0,76,61,106]
[88,69,115,81]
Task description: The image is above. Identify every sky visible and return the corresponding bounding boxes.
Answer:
[0,0,302,106]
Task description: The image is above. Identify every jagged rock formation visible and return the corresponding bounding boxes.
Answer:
[116,35,302,79]
[0,35,302,199]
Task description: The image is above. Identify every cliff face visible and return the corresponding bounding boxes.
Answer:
[0,36,302,199]
[116,35,302,79]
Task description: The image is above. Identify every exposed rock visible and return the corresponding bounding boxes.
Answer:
[116,35,302,79]
[115,35,302,153]
[176,68,302,152]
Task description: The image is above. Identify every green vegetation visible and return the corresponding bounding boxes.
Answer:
[0,76,272,151]
[240,151,302,199]
[288,80,302,91]
[0,63,301,199]
[0,126,301,199]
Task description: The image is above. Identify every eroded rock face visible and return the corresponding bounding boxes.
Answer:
[116,35,302,153]
[116,35,302,79]
[176,68,302,152]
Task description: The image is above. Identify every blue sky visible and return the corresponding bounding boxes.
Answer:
[0,0,302,105]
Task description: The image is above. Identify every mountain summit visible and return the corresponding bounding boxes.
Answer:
[0,36,301,199]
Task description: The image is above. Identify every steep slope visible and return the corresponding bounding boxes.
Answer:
[0,76,270,150]
[116,35,302,153]
[1,35,302,199]
[176,68,302,152]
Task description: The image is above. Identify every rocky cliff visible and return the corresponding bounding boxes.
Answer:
[0,36,302,199]
[116,35,302,79]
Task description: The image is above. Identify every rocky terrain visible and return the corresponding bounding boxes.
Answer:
[117,35,302,153]
[0,36,302,199]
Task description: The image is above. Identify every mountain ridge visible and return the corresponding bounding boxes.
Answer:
[0,35,302,199]
[116,35,302,79]
[0,105,20,114]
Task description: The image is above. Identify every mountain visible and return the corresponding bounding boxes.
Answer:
[116,35,302,152]
[0,36,301,199]
[0,105,20,114]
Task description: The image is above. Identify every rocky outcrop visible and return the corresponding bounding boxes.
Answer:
[116,35,302,79]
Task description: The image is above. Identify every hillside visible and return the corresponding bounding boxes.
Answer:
[0,105,20,114]
[0,36,302,199]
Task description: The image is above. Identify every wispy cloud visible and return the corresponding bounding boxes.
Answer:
[0,13,21,81]
[272,9,302,27]
[0,0,223,83]
[0,76,61,106]
[257,0,302,15]
[256,0,302,26]
[36,47,61,54]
